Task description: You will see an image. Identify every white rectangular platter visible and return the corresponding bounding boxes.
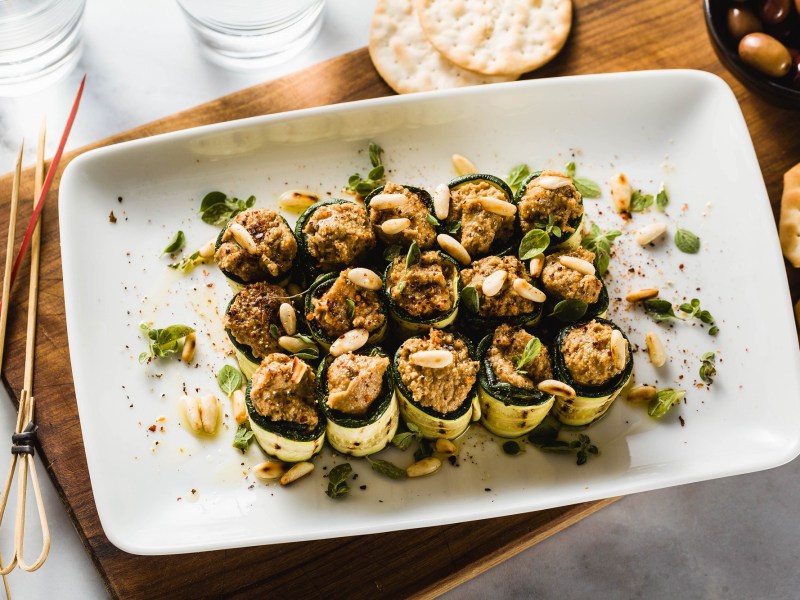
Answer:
[59,70,800,554]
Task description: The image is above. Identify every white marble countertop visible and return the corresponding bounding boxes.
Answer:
[0,1,799,598]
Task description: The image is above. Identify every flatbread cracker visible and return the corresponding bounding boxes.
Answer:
[779,162,800,267]
[414,0,572,76]
[369,0,517,94]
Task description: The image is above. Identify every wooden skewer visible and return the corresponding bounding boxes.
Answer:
[0,145,23,371]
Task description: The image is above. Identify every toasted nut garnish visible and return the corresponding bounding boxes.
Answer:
[279,303,297,336]
[512,278,546,302]
[626,385,657,404]
[452,154,477,176]
[437,233,471,265]
[279,189,318,213]
[278,335,316,354]
[558,255,595,276]
[252,461,286,480]
[610,172,632,212]
[481,270,507,297]
[529,255,544,278]
[368,193,407,210]
[433,183,450,220]
[409,349,453,369]
[280,461,315,486]
[228,222,259,254]
[478,197,516,217]
[538,379,576,398]
[199,394,219,434]
[406,457,442,478]
[381,217,411,235]
[181,395,202,432]
[181,332,196,363]
[347,267,382,291]
[290,357,309,384]
[434,438,457,455]
[330,328,369,357]
[610,330,628,370]
[231,389,247,425]
[471,395,481,421]
[532,174,573,190]
[198,238,216,259]
[625,287,659,302]
[645,331,666,367]
[635,222,667,246]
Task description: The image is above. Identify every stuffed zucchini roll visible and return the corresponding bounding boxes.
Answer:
[246,354,326,462]
[392,329,479,439]
[459,255,544,330]
[214,208,297,292]
[516,170,585,250]
[383,250,460,335]
[317,350,399,456]
[365,182,437,249]
[551,318,633,427]
[305,269,388,349]
[477,325,556,438]
[540,247,609,320]
[295,198,375,278]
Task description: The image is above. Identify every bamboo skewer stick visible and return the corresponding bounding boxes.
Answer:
[0,145,23,372]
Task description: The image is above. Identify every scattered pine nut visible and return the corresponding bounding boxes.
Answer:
[451,154,477,176]
[645,331,666,367]
[279,189,318,213]
[181,395,202,432]
[252,461,286,480]
[626,385,657,404]
[635,222,668,246]
[610,172,632,213]
[231,389,247,425]
[181,332,196,363]
[433,184,450,220]
[406,457,442,478]
[625,287,659,302]
[199,394,219,434]
[434,438,457,455]
[280,462,315,486]
[198,238,216,259]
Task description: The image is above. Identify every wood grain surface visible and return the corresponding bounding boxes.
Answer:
[0,0,798,597]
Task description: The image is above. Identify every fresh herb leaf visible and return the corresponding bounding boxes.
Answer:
[269,324,280,340]
[368,165,384,181]
[396,280,407,294]
[678,298,717,331]
[293,347,320,361]
[461,285,480,314]
[708,325,719,336]
[426,213,440,228]
[630,190,654,212]
[530,426,599,466]
[502,440,523,455]
[392,423,422,450]
[345,298,356,321]
[648,388,686,418]
[674,228,700,254]
[384,244,402,261]
[414,438,434,462]
[368,142,384,168]
[347,142,386,195]
[507,164,530,193]
[549,299,588,323]
[367,457,406,479]
[162,230,186,255]
[199,191,227,212]
[232,424,254,450]
[515,337,542,371]
[168,250,206,274]
[655,185,668,212]
[405,241,421,269]
[534,214,562,238]
[699,351,717,384]
[199,191,256,226]
[445,220,462,234]
[326,463,353,499]
[519,229,550,260]
[573,177,601,199]
[565,161,576,178]
[138,322,195,362]
[217,365,243,396]
[295,333,315,345]
[643,299,681,322]
[581,223,621,276]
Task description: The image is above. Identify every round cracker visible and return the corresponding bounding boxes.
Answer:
[369,0,517,94]
[414,0,572,76]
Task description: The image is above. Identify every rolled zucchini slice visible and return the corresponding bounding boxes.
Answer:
[476,334,555,438]
[225,314,260,381]
[245,379,326,462]
[458,280,543,333]
[515,171,585,251]
[316,349,399,456]
[551,318,634,427]
[364,183,436,250]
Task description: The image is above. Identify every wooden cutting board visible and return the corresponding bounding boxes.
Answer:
[0,0,798,597]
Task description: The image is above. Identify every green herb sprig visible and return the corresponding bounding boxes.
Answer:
[514,336,542,372]
[648,388,686,418]
[366,457,406,479]
[347,142,385,195]
[581,223,621,276]
[565,162,601,199]
[326,463,353,499]
[217,365,243,397]
[168,251,206,274]
[528,420,599,466]
[138,322,195,363]
[534,214,562,238]
[674,228,700,254]
[162,231,185,255]
[518,229,550,260]
[549,299,588,323]
[232,424,254,450]
[392,422,423,450]
[460,285,480,314]
[506,164,530,193]
[630,190,654,212]
[405,241,421,269]
[699,352,716,384]
[199,191,256,226]
[655,185,669,211]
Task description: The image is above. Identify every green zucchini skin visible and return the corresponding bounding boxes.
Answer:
[315,349,399,456]
[245,379,326,462]
[514,171,585,251]
[476,333,555,438]
[304,271,389,350]
[551,317,634,427]
[391,332,477,440]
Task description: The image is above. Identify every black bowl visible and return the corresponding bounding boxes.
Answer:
[704,0,800,109]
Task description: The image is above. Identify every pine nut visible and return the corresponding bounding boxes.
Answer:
[279,303,297,335]
[645,331,666,367]
[611,330,628,370]
[434,438,457,455]
[437,233,471,265]
[481,270,507,297]
[406,457,442,478]
[347,267,382,291]
[181,332,196,363]
[290,357,309,384]
[381,217,411,235]
[538,379,576,398]
[471,395,481,421]
[478,197,516,217]
[452,154,477,176]
[368,193,408,210]
[625,287,659,302]
[610,172,632,213]
[512,278,546,302]
[529,255,544,278]
[181,395,202,432]
[635,222,667,246]
[252,461,286,480]
[280,461,315,486]
[329,328,369,357]
[229,222,259,254]
[532,175,573,190]
[558,255,595,276]
[278,335,316,354]
[409,349,453,369]
[198,238,216,259]
[279,189,318,213]
[231,389,247,425]
[199,394,219,434]
[626,385,657,404]
[433,183,450,220]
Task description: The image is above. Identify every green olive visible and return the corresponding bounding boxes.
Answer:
[727,7,762,40]
[738,33,792,78]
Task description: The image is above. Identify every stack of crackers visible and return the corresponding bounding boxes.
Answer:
[369,0,573,94]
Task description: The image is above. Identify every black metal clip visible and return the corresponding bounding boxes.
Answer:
[11,422,37,456]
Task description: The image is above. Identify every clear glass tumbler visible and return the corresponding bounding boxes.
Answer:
[176,0,326,70]
[0,0,86,96]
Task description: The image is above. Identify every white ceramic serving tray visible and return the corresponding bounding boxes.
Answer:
[60,70,800,555]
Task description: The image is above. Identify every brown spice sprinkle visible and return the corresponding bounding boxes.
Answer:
[250,354,318,430]
[487,324,552,389]
[460,255,536,317]
[387,251,455,318]
[312,269,386,338]
[445,180,514,256]
[518,170,583,234]
[369,182,437,249]
[303,202,375,271]
[224,282,288,359]
[541,247,602,304]
[326,353,389,415]
[108,210,117,223]
[561,320,624,386]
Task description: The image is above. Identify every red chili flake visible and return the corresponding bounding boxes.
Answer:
[191,489,197,494]
[109,211,117,224]
[679,416,685,427]
[148,425,156,432]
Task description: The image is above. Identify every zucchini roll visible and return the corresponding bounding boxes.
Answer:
[516,170,585,250]
[392,329,479,440]
[214,208,297,292]
[316,349,399,456]
[365,183,437,250]
[551,318,634,427]
[477,325,556,438]
[383,250,460,335]
[540,248,609,320]
[295,198,376,279]
[246,354,325,462]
